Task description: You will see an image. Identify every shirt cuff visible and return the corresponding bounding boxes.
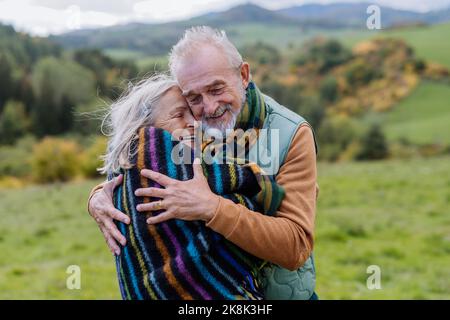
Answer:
[205,196,241,238]
[87,182,106,213]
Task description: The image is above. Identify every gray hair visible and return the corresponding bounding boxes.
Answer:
[169,26,243,79]
[99,73,177,175]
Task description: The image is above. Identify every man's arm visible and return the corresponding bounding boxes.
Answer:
[205,123,318,270]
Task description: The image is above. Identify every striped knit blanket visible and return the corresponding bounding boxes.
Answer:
[113,126,284,300]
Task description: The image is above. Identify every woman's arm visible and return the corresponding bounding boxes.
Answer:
[205,124,318,270]
[87,175,130,255]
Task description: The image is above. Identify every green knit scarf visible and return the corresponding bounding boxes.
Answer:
[202,81,284,216]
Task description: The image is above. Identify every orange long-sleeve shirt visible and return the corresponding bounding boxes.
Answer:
[204,123,318,270]
[88,123,318,271]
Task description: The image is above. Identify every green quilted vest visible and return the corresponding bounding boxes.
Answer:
[247,93,318,300]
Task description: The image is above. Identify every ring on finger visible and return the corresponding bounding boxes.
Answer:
[154,199,164,210]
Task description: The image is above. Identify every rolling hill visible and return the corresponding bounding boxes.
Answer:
[277,3,450,28]
[50,3,450,56]
[383,81,450,145]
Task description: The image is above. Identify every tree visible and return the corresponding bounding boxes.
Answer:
[356,124,389,160]
[73,49,139,99]
[0,52,15,112]
[320,76,339,103]
[317,115,361,161]
[240,42,281,65]
[294,38,352,74]
[296,96,325,130]
[0,100,28,145]
[31,57,95,136]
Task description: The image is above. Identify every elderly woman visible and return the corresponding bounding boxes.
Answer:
[97,74,284,300]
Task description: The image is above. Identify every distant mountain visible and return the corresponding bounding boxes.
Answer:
[50,4,296,55]
[190,3,298,26]
[50,2,450,56]
[277,2,450,28]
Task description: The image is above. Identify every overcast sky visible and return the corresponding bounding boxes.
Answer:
[1,0,450,36]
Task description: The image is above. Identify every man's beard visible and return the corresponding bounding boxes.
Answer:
[201,87,247,134]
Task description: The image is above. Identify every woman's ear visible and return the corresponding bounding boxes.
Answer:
[240,62,250,88]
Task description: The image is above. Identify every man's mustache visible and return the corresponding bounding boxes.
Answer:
[203,104,232,120]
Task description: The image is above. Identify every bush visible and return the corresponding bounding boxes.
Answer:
[0,135,35,177]
[240,42,281,65]
[319,76,339,103]
[31,137,81,183]
[356,124,389,160]
[389,142,419,159]
[296,96,325,130]
[338,141,363,162]
[294,38,352,74]
[317,115,362,161]
[345,60,382,88]
[80,136,107,178]
[0,176,25,189]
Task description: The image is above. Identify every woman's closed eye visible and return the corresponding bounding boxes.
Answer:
[188,95,202,105]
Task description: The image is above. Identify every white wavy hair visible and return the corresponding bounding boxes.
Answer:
[169,26,243,79]
[99,73,177,175]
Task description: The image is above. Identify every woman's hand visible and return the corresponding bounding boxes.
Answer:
[88,174,130,255]
[135,158,220,224]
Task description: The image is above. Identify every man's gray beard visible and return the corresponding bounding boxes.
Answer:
[201,89,247,135]
[202,104,238,134]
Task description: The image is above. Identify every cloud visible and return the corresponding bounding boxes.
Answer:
[132,0,243,22]
[2,0,450,36]
[0,0,125,35]
[256,0,450,12]
[30,0,140,14]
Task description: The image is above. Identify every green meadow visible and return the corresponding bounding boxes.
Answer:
[379,23,450,70]
[339,22,450,69]
[1,156,449,299]
[315,156,450,299]
[113,22,450,70]
[383,81,450,145]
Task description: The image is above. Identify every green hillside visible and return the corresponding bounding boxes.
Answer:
[341,22,450,69]
[385,23,450,69]
[51,2,450,57]
[383,81,450,145]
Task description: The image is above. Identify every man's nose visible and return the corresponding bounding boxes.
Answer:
[203,94,218,116]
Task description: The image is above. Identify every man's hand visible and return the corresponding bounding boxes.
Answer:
[88,174,130,256]
[135,158,220,224]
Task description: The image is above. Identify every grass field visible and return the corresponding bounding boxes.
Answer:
[0,156,449,299]
[231,23,450,70]
[315,156,450,299]
[226,23,369,49]
[102,21,450,72]
[340,23,450,69]
[378,81,450,145]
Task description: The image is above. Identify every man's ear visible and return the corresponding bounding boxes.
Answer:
[240,62,250,88]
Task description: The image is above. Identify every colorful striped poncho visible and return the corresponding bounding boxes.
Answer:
[113,126,284,300]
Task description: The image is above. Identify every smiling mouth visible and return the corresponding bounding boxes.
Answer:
[209,108,227,119]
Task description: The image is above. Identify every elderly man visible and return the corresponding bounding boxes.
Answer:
[88,26,319,300]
